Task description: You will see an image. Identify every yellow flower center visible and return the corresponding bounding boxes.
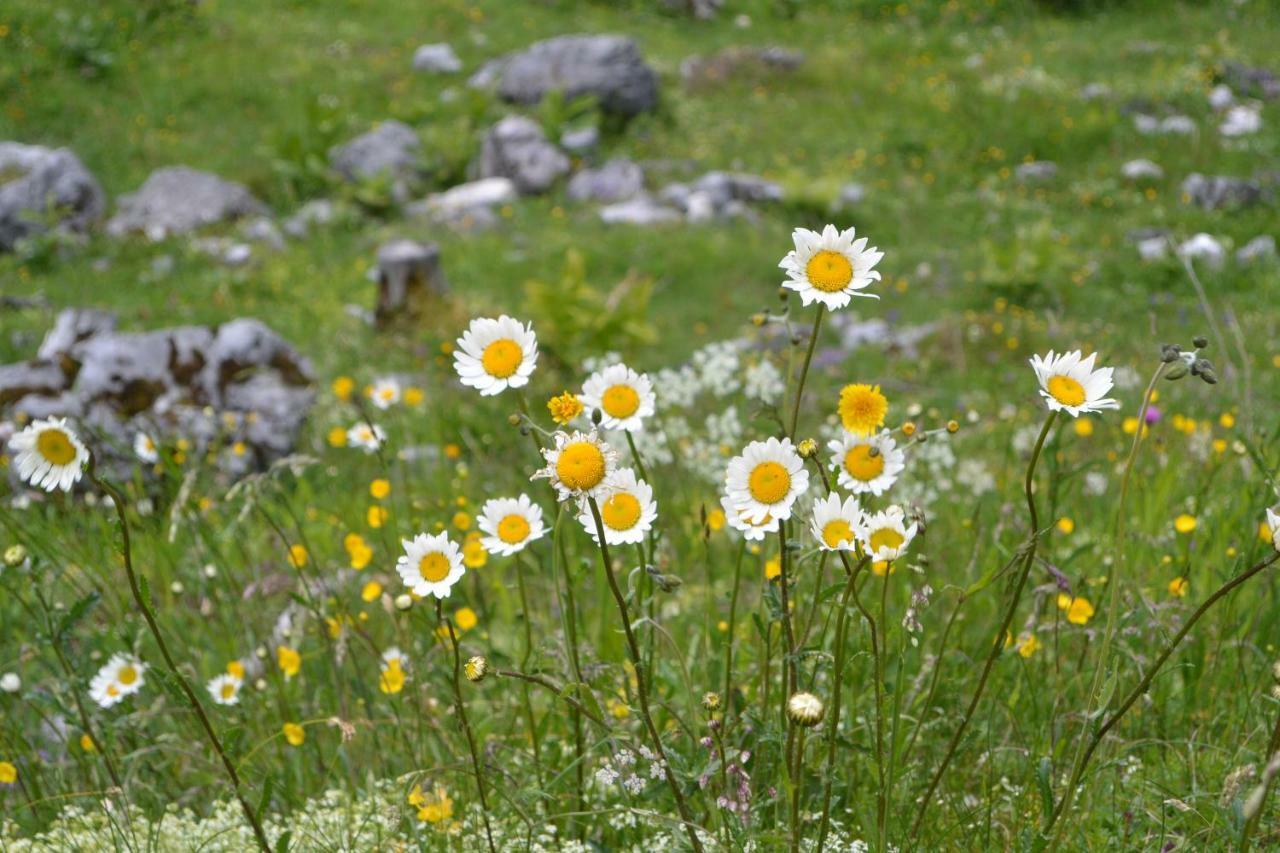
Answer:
[221,682,236,700]
[107,684,120,697]
[481,338,523,378]
[601,492,642,531]
[36,428,77,465]
[844,445,885,481]
[418,552,452,583]
[748,461,791,504]
[805,249,854,292]
[868,527,904,554]
[601,384,641,419]
[556,442,606,491]
[839,384,888,436]
[1046,374,1086,407]
[497,514,531,544]
[117,665,138,686]
[822,519,854,549]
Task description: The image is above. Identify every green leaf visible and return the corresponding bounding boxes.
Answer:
[256,774,275,823]
[56,592,100,640]
[1035,757,1054,823]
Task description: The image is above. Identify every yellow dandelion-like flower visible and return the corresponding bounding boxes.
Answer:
[706,508,726,532]
[287,545,308,569]
[1168,576,1188,598]
[379,663,405,695]
[547,391,584,425]
[367,506,389,528]
[227,661,246,679]
[370,479,391,500]
[838,384,888,436]
[327,426,348,447]
[277,646,301,679]
[462,535,487,568]
[361,581,383,602]
[404,387,425,406]
[1016,634,1041,658]
[1074,419,1093,437]
[282,722,305,747]
[764,556,782,580]
[454,607,478,631]
[452,511,472,531]
[1174,514,1197,534]
[332,376,355,401]
[1058,596,1095,625]
[0,761,16,785]
[1056,517,1074,535]
[79,734,96,752]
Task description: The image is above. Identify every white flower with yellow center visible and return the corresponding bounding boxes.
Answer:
[532,430,618,502]
[578,468,657,546]
[370,378,402,410]
[8,417,89,492]
[134,432,159,464]
[346,422,386,454]
[1267,508,1280,552]
[779,224,884,310]
[827,430,904,496]
[581,364,656,432]
[809,492,864,552]
[89,653,147,709]
[725,437,809,524]
[857,506,918,563]
[478,494,547,556]
[719,494,780,542]
[1030,350,1119,417]
[396,532,465,599]
[453,315,538,396]
[207,673,242,706]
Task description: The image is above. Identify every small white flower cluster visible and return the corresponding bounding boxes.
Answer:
[594,746,667,797]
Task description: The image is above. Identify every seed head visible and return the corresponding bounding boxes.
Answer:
[464,655,489,683]
[786,691,825,727]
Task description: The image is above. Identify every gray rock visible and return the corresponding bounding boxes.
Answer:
[1181,173,1265,209]
[599,194,681,225]
[690,171,783,207]
[1121,159,1163,181]
[0,360,68,406]
[0,143,105,251]
[474,116,570,195]
[282,199,342,239]
[567,159,644,202]
[1237,235,1276,265]
[328,121,422,201]
[418,177,517,214]
[38,308,117,362]
[479,35,659,117]
[240,217,285,251]
[412,43,462,74]
[191,236,253,266]
[107,167,267,240]
[681,45,805,87]
[1223,62,1280,100]
[1135,114,1195,135]
[1015,161,1057,182]
[560,126,600,155]
[1220,104,1262,138]
[374,239,448,326]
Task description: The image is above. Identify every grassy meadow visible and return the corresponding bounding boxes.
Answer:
[2,0,1280,849]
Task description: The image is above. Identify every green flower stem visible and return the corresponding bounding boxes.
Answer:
[788,306,826,440]
[514,552,545,784]
[723,539,748,728]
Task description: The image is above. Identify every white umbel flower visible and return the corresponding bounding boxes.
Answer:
[828,430,904,496]
[809,492,864,552]
[720,494,780,542]
[1029,350,1120,417]
[478,494,547,556]
[369,378,402,410]
[1267,508,1280,552]
[581,363,656,432]
[207,673,242,706]
[134,432,159,464]
[857,506,918,563]
[724,437,809,524]
[779,224,884,310]
[89,653,147,709]
[578,468,657,546]
[8,417,89,492]
[532,430,618,502]
[346,422,386,454]
[453,315,538,396]
[396,532,465,599]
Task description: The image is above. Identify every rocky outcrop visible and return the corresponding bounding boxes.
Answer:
[0,143,105,251]
[107,167,268,240]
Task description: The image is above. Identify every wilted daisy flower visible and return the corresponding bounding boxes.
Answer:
[207,673,242,706]
[719,494,780,542]
[346,422,386,453]
[478,494,546,556]
[809,492,863,552]
[1029,350,1120,417]
[725,437,809,524]
[838,384,888,436]
[828,430,904,495]
[89,653,147,709]
[779,224,884,310]
[532,430,618,501]
[453,315,538,396]
[1267,508,1280,552]
[857,506,918,563]
[369,378,401,410]
[578,468,657,545]
[133,432,159,464]
[8,418,89,492]
[396,532,465,599]
[581,363,656,432]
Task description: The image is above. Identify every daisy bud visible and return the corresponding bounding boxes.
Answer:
[1195,360,1217,384]
[786,691,825,728]
[1164,363,1189,381]
[203,564,217,578]
[3,544,28,568]
[507,414,522,427]
[395,594,413,611]
[255,646,268,660]
[1160,344,1182,363]
[1193,336,1209,350]
[1271,660,1280,683]
[464,655,489,683]
[901,421,916,437]
[946,420,959,434]
[796,438,818,459]
[0,673,20,693]
[169,581,184,595]
[702,692,722,713]
[750,313,766,327]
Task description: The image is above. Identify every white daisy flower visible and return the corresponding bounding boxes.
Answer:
[719,494,780,542]
[532,430,618,502]
[1267,508,1280,552]
[478,494,546,556]
[8,417,89,492]
[369,378,402,410]
[779,224,884,310]
[134,432,159,464]
[578,468,657,546]
[1029,350,1120,417]
[89,653,147,709]
[724,437,809,524]
[396,532,465,599]
[207,673,242,706]
[809,492,864,552]
[580,363,656,432]
[381,646,408,671]
[857,506,918,563]
[827,430,904,496]
[453,315,538,396]
[346,422,386,454]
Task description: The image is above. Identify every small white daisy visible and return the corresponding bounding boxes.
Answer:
[580,364,656,432]
[207,673,242,706]
[453,315,538,396]
[809,492,864,552]
[827,430,904,496]
[532,430,618,502]
[478,494,547,556]
[779,224,884,310]
[134,432,159,464]
[578,468,657,546]
[346,422,386,454]
[719,494,780,542]
[857,506,918,563]
[1267,508,1280,552]
[369,378,402,410]
[381,646,408,671]
[8,417,89,492]
[1029,350,1120,417]
[89,653,147,709]
[396,532,465,599]
[724,437,809,524]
